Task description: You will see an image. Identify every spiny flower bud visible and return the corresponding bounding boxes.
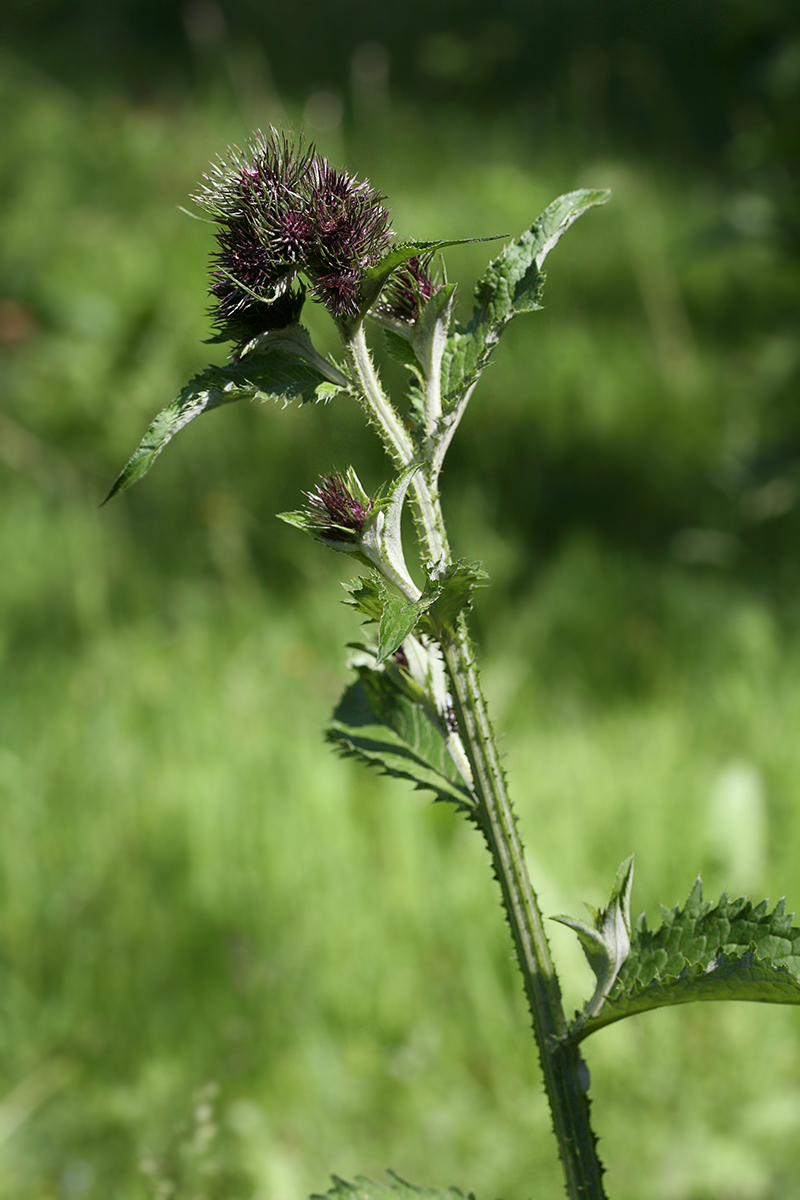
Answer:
[377,252,435,325]
[304,471,373,545]
[192,128,393,348]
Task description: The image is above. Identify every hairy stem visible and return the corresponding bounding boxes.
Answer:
[343,324,415,470]
[442,618,606,1198]
[420,487,607,1200]
[347,326,607,1199]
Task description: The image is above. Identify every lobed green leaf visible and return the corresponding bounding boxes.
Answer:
[381,326,424,378]
[326,670,474,811]
[576,880,800,1040]
[424,560,489,635]
[343,560,487,665]
[342,574,386,623]
[104,326,348,502]
[440,189,610,404]
[377,592,432,664]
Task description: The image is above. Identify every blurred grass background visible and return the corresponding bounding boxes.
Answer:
[1,1,800,1197]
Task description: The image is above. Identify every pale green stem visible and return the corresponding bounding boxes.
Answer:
[416,477,607,1200]
[360,545,420,602]
[344,323,448,567]
[344,324,607,1199]
[344,324,415,470]
[422,350,442,469]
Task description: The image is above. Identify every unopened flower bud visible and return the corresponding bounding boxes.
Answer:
[303,470,373,546]
[377,252,435,325]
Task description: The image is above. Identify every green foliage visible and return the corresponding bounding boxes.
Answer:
[579,883,800,1040]
[327,669,474,811]
[376,591,433,665]
[343,573,387,623]
[341,562,487,666]
[104,327,349,501]
[359,238,496,320]
[440,190,610,403]
[424,562,489,637]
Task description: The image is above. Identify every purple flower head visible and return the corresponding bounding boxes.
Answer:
[310,267,362,318]
[207,219,305,344]
[192,128,394,346]
[305,472,372,544]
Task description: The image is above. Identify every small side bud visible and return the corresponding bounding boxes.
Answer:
[281,465,420,601]
[377,252,435,326]
[278,467,373,552]
[305,470,373,545]
[553,856,635,1028]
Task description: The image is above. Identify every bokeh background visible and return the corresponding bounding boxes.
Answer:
[2,1,800,1197]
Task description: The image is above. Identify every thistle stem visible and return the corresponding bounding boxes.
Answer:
[344,324,415,470]
[418,482,607,1200]
[346,326,607,1200]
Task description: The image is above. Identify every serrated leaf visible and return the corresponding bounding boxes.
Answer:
[424,560,488,636]
[576,880,800,1041]
[311,1171,477,1200]
[349,559,488,664]
[440,189,610,404]
[342,574,385,622]
[382,326,424,376]
[377,592,432,664]
[103,325,348,502]
[326,671,474,810]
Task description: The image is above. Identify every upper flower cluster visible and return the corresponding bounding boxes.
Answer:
[192,128,394,348]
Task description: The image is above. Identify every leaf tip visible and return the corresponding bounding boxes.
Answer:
[99,475,125,507]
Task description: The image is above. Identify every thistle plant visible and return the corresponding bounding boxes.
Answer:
[107,129,800,1200]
